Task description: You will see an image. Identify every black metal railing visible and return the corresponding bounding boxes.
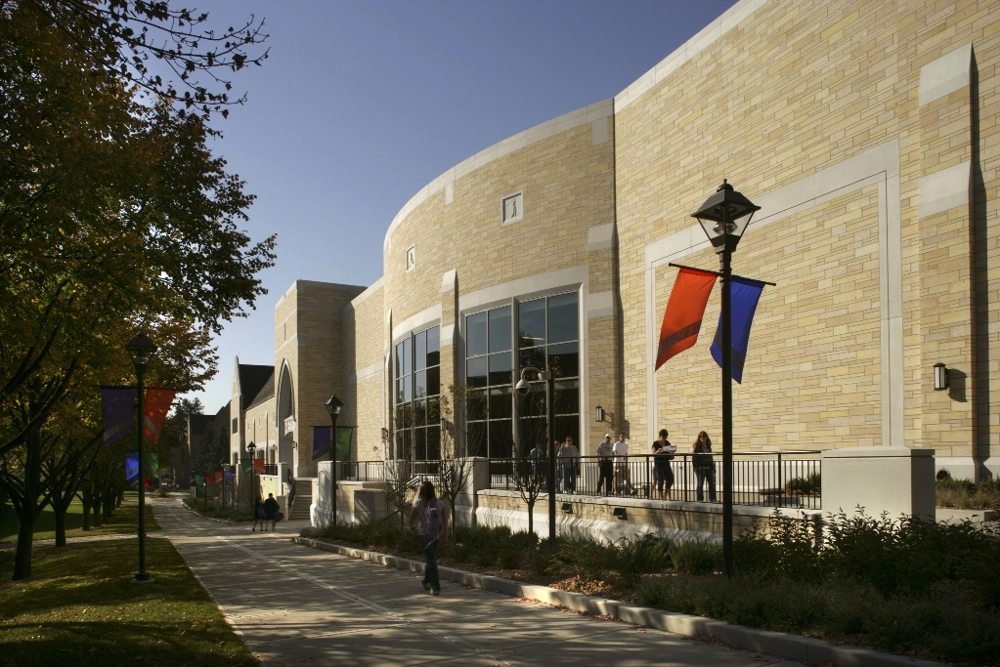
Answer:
[485,452,821,509]
[262,463,278,476]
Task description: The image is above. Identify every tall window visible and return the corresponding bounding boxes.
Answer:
[394,326,441,461]
[465,292,579,458]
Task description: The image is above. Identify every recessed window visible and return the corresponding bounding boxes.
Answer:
[406,245,416,272]
[501,192,523,225]
[394,326,441,463]
[231,418,238,434]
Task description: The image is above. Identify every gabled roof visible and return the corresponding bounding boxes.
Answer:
[246,372,275,411]
[238,364,274,408]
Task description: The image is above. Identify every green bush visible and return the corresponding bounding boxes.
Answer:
[784,472,821,495]
[615,533,673,576]
[936,477,1000,510]
[669,538,721,576]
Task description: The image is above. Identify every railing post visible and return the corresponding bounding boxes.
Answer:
[777,452,783,509]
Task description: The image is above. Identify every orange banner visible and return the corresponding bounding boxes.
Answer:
[143,388,176,445]
[655,268,718,370]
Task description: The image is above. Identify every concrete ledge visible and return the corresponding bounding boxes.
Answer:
[293,537,947,667]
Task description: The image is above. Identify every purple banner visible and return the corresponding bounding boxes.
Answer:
[710,276,767,384]
[312,426,332,461]
[102,386,135,446]
[125,451,139,482]
[224,469,234,483]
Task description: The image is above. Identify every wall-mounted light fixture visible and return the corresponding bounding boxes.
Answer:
[595,405,605,423]
[561,502,573,514]
[612,506,627,520]
[380,427,389,444]
[933,363,949,391]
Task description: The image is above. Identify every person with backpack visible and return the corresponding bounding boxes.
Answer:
[263,493,280,531]
[409,481,448,596]
[252,496,266,532]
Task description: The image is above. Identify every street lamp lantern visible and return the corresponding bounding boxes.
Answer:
[515,367,556,541]
[692,180,760,254]
[691,180,759,578]
[325,395,344,526]
[127,331,157,582]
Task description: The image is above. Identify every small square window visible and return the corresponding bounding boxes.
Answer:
[406,245,416,272]
[501,192,523,225]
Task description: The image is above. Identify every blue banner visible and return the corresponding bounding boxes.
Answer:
[312,425,331,461]
[125,451,139,482]
[102,386,135,446]
[710,277,766,384]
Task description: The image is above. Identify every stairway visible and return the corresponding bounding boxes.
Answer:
[289,478,312,521]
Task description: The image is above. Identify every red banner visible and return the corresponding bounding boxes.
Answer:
[143,388,176,445]
[253,459,265,474]
[655,267,718,371]
[214,471,224,485]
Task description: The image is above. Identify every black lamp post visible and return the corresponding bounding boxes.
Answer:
[325,395,344,526]
[128,331,157,582]
[246,441,256,512]
[514,367,555,541]
[691,180,760,577]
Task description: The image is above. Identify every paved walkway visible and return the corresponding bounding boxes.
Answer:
[152,495,804,667]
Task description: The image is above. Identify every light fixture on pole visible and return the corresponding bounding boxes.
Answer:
[325,395,344,526]
[128,331,158,582]
[515,367,555,541]
[692,179,759,577]
[246,440,256,513]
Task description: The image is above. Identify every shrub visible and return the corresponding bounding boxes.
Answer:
[784,472,821,495]
[669,538,721,576]
[936,477,1000,510]
[615,533,673,576]
[734,512,820,581]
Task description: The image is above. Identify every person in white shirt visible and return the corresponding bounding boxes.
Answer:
[612,433,633,495]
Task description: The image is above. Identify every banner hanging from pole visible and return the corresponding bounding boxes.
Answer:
[102,387,135,446]
[125,451,139,482]
[143,388,176,445]
[655,268,718,370]
[710,276,767,384]
[312,425,332,461]
[336,426,354,461]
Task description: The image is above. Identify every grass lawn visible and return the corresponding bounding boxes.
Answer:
[0,537,257,667]
[0,492,160,544]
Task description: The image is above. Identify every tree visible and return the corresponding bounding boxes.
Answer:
[434,386,478,541]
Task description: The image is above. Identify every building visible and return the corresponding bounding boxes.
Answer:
[226,0,999,506]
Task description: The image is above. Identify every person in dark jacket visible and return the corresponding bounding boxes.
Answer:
[693,431,716,502]
[653,429,677,500]
[263,493,280,530]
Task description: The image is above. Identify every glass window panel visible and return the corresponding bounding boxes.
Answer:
[467,312,487,357]
[427,366,440,397]
[395,341,406,381]
[489,386,512,420]
[395,403,412,429]
[553,379,580,416]
[397,429,412,461]
[403,337,412,375]
[488,352,512,386]
[426,427,441,462]
[467,421,488,458]
[489,420,514,459]
[547,292,578,343]
[414,428,427,461]
[519,346,546,374]
[466,357,487,388]
[414,398,427,427]
[518,299,546,348]
[518,417,547,455]
[426,326,440,367]
[466,389,488,421]
[547,342,579,379]
[489,306,512,352]
[427,396,440,424]
[415,331,427,371]
[415,370,427,398]
[396,378,410,404]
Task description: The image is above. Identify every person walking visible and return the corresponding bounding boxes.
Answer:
[252,496,266,532]
[612,433,633,495]
[556,436,580,493]
[409,480,448,596]
[263,492,280,531]
[596,434,614,495]
[653,429,677,500]
[693,431,717,502]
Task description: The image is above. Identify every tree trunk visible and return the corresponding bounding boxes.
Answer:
[12,511,35,580]
[527,499,535,541]
[91,496,103,527]
[53,500,68,547]
[81,487,92,530]
[103,495,113,519]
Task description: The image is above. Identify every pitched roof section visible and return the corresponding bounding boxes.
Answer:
[246,372,275,411]
[238,364,274,408]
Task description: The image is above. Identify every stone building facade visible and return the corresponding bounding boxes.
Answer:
[227,0,999,483]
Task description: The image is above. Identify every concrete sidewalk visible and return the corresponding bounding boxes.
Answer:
[153,495,803,667]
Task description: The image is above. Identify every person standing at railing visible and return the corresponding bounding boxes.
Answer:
[693,431,716,502]
[653,429,677,500]
[596,434,614,496]
[612,433,634,495]
[556,436,579,493]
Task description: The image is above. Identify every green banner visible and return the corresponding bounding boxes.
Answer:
[240,458,251,475]
[336,426,353,461]
[194,474,205,485]
[147,452,159,477]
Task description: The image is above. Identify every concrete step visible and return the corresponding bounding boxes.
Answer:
[290,480,312,521]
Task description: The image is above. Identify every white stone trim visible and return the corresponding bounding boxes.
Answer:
[441,269,457,293]
[587,223,615,252]
[644,139,903,449]
[350,277,383,308]
[592,117,609,145]
[440,323,455,348]
[458,266,588,313]
[919,43,972,106]
[587,291,615,319]
[918,161,971,218]
[445,182,454,205]
[349,362,383,384]
[391,304,442,344]
[383,99,614,251]
[615,0,767,111]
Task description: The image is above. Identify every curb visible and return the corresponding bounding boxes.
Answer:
[294,536,946,667]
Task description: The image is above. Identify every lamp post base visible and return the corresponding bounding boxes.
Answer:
[131,572,154,583]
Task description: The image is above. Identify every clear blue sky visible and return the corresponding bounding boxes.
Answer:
[188,0,738,414]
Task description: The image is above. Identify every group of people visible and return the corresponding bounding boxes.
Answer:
[537,430,717,502]
[251,493,281,532]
